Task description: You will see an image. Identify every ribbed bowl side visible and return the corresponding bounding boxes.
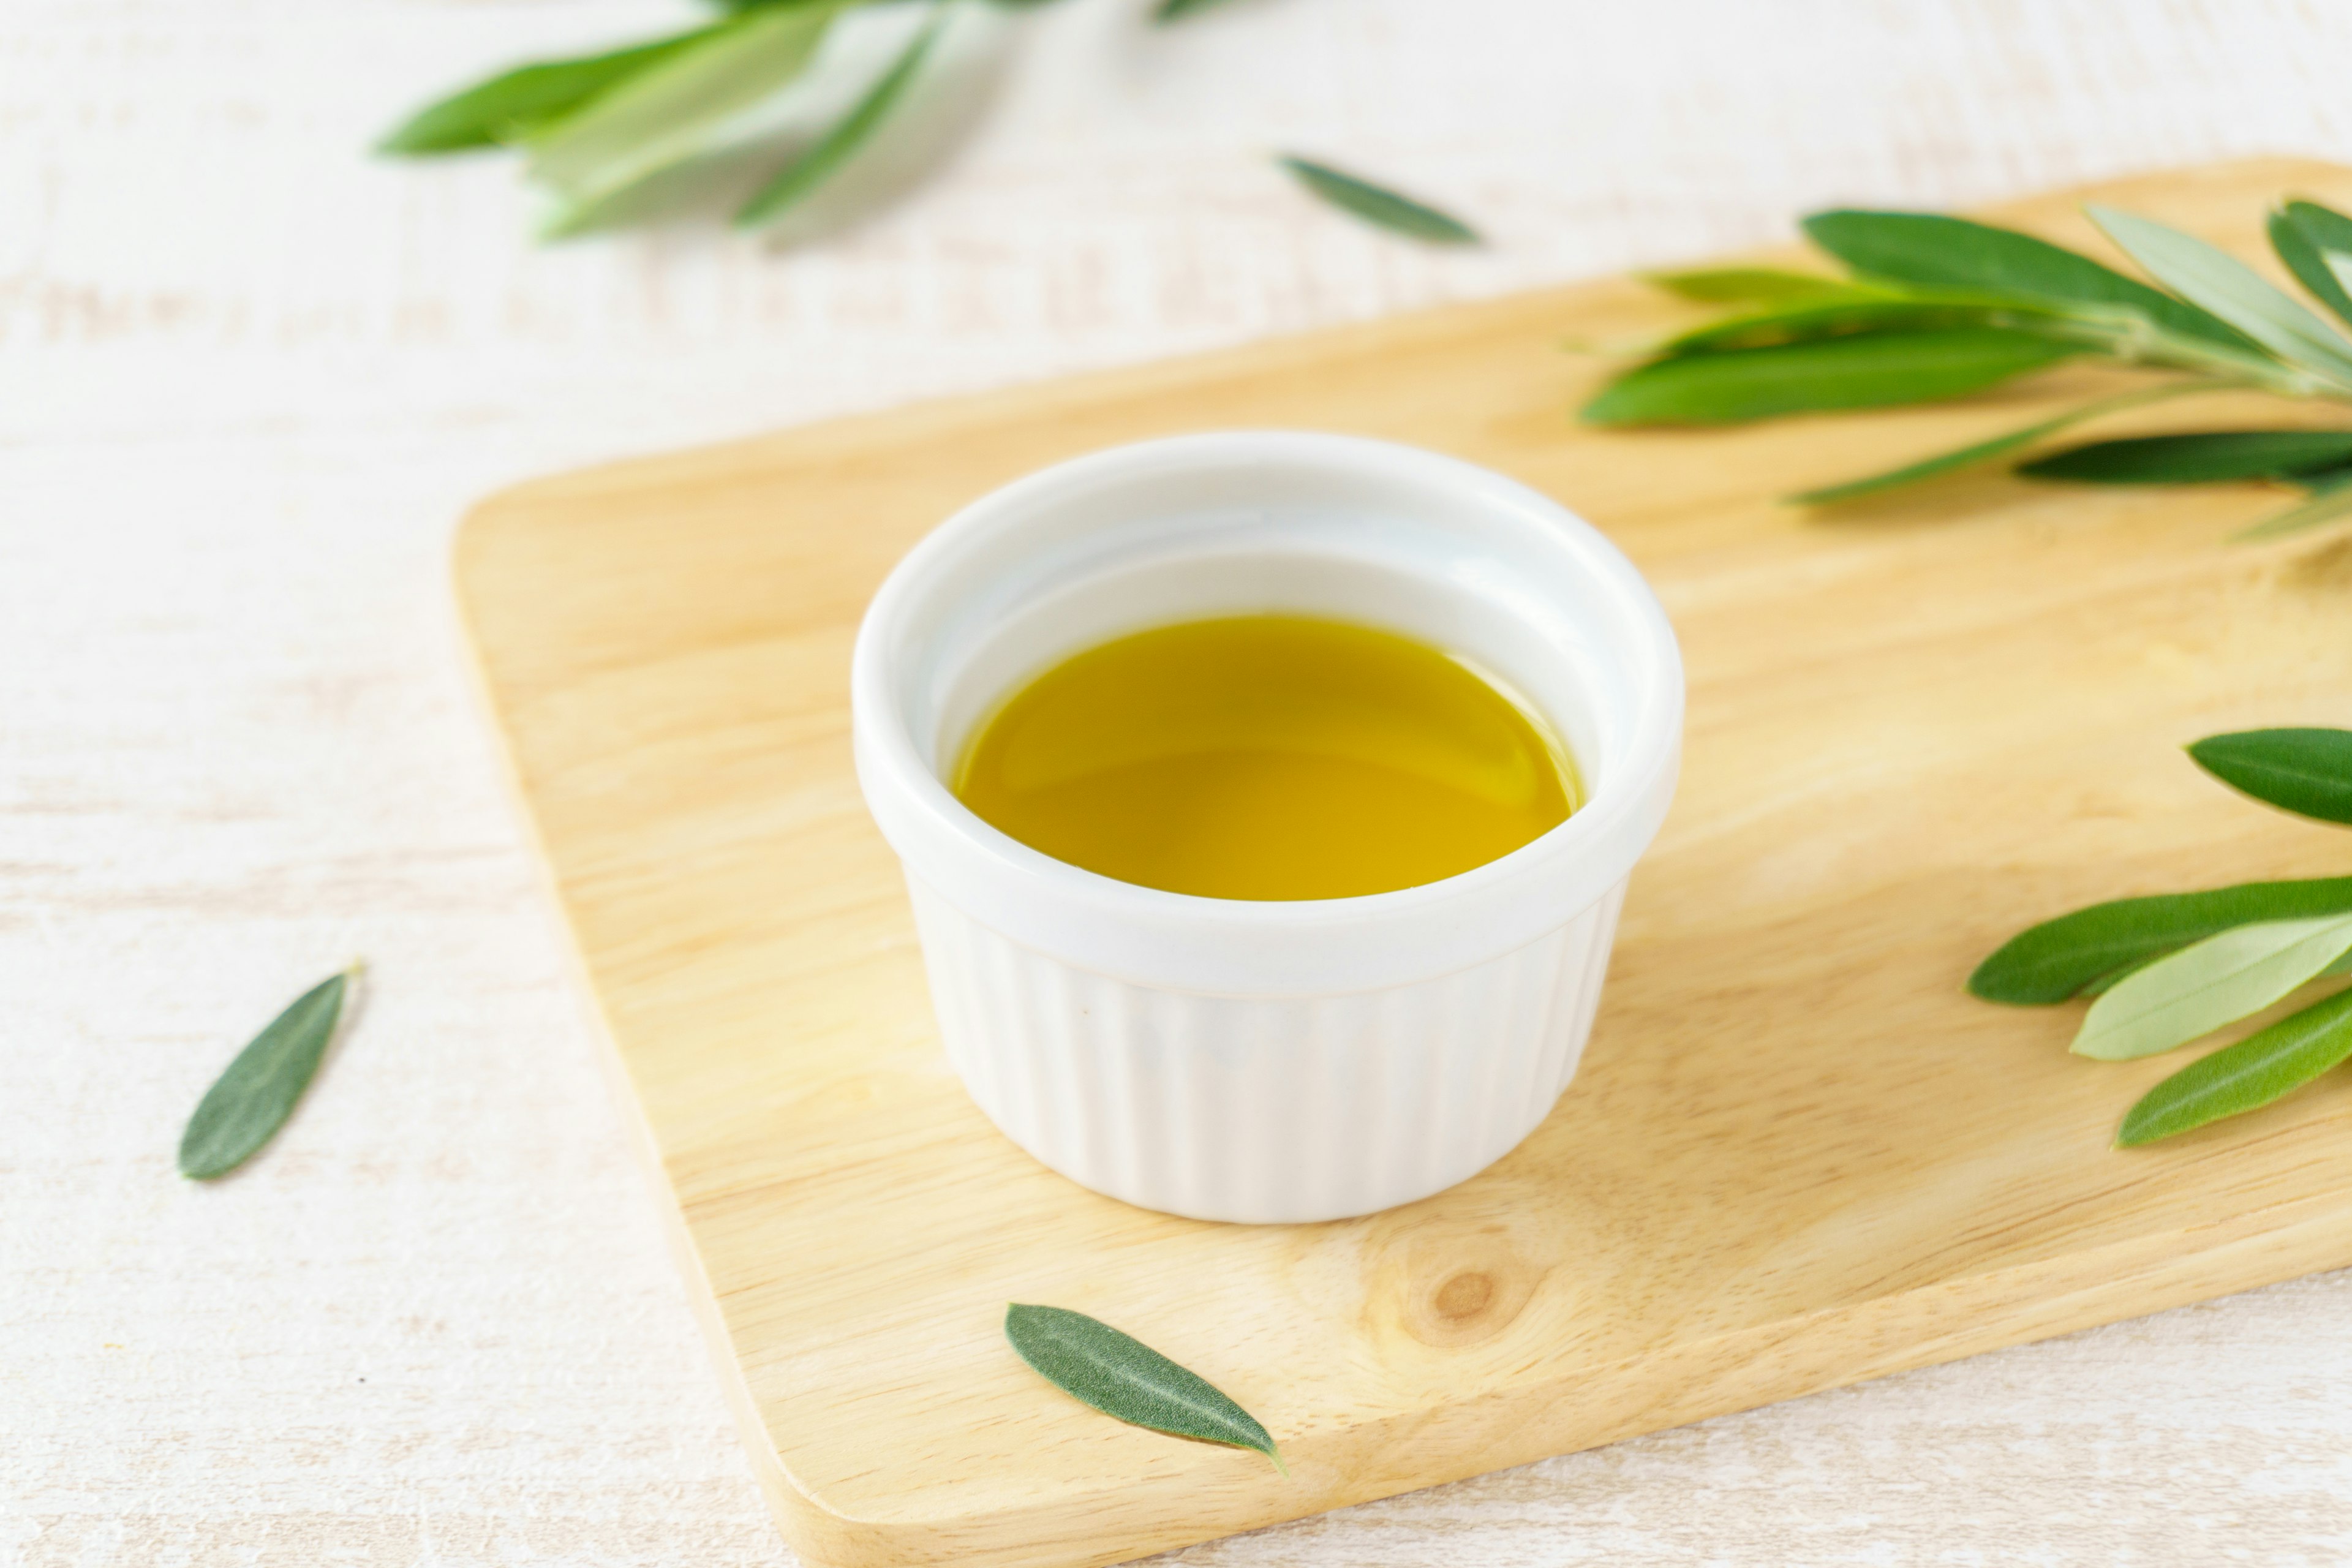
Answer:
[905,876,1627,1224]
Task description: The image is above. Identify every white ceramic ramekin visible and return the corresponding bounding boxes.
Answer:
[852,432,1681,1224]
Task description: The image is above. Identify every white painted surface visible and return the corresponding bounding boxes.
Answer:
[7,1,2352,1562]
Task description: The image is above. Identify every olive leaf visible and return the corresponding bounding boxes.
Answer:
[1581,328,2075,426]
[2068,913,2352,1061]
[1591,194,2352,520]
[2236,470,2352,540]
[2087,205,2352,392]
[2188,728,2352,825]
[2267,200,2352,332]
[179,967,360,1180]
[2017,429,2352,484]
[379,0,1244,239]
[376,29,722,156]
[1005,1304,1286,1472]
[1971,875,2352,1004]
[529,4,845,233]
[736,3,945,227]
[1644,267,1872,306]
[1801,209,2256,353]
[1655,299,2077,358]
[1278,156,1480,246]
[1980,723,2352,1147]
[2118,986,2352,1145]
[2089,941,2352,998]
[1790,383,2211,505]
[1155,0,1240,18]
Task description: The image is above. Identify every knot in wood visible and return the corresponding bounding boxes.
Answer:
[1433,1271,1495,1321]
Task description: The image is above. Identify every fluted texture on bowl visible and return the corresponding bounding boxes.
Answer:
[906,876,1627,1224]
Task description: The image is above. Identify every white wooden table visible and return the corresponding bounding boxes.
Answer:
[10,2,2352,1562]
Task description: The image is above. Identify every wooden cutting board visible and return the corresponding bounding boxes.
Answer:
[456,157,2352,1568]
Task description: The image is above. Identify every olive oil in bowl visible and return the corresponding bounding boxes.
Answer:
[952,615,1579,900]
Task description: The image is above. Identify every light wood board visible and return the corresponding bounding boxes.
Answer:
[455,158,2352,1568]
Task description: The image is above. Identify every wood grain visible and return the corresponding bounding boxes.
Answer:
[458,159,2352,1568]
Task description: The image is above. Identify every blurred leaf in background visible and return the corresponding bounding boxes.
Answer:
[1277,155,1482,245]
[385,0,1054,241]
[385,0,1461,246]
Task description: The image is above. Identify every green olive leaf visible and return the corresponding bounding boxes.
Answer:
[2018,429,2352,484]
[1801,209,2258,353]
[2088,941,2352,997]
[377,29,721,156]
[1642,268,1885,307]
[1005,1304,1286,1473]
[1277,156,1480,246]
[1789,382,2212,505]
[2069,913,2352,1061]
[1656,300,2079,357]
[1971,875,2352,1003]
[2118,986,2352,1145]
[2087,205,2352,391]
[529,4,842,225]
[1581,328,2075,427]
[1155,0,1240,18]
[2267,200,2352,332]
[2092,931,2352,996]
[179,967,359,1180]
[2327,252,2352,321]
[2233,470,2352,540]
[2187,728,2352,826]
[736,4,945,227]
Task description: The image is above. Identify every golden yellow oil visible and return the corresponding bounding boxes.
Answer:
[952,614,1579,900]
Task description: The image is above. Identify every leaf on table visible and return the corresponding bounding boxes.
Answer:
[178,967,360,1180]
[2327,252,2352,321]
[2016,429,2352,484]
[1642,268,1880,306]
[2118,986,2352,1145]
[1801,209,2258,353]
[529,4,842,232]
[1789,382,2212,504]
[2234,470,2352,540]
[2187,728,2352,826]
[1970,875,2352,1003]
[2069,913,2352,1061]
[2087,205,2352,390]
[1005,1304,1286,1472]
[1155,0,1240,18]
[375,28,720,156]
[736,3,946,227]
[1277,156,1480,245]
[1580,328,2075,426]
[1654,299,2079,357]
[2090,932,2352,996]
[2267,200,2352,332]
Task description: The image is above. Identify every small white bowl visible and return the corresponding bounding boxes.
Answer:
[853,432,1681,1224]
